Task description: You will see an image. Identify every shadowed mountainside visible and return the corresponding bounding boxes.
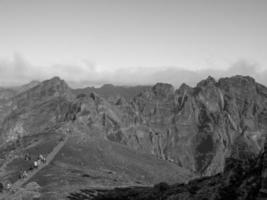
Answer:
[67,135,267,200]
[68,154,264,200]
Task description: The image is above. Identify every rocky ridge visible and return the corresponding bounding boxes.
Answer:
[1,75,266,175]
[0,75,266,199]
[69,75,267,175]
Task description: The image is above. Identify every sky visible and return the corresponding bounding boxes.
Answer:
[0,0,267,88]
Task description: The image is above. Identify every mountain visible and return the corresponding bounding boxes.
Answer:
[0,77,190,200]
[74,75,266,175]
[0,77,74,143]
[0,75,266,200]
[0,80,40,101]
[0,80,41,127]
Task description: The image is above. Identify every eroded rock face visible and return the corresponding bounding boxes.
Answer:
[70,76,267,175]
[0,77,75,143]
[0,75,266,177]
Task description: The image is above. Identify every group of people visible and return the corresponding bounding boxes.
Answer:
[33,154,46,168]
[0,153,47,193]
[0,182,13,193]
[19,153,46,179]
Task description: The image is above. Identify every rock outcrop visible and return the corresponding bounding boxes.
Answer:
[72,75,266,175]
[0,75,266,199]
[0,75,266,177]
[0,77,74,143]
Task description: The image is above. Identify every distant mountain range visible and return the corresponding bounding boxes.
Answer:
[74,84,151,100]
[0,75,266,199]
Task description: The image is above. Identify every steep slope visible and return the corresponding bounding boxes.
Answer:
[27,135,191,200]
[0,75,266,200]
[0,77,192,199]
[0,77,74,143]
[68,136,266,200]
[49,75,267,176]
[91,76,267,175]
[0,81,40,125]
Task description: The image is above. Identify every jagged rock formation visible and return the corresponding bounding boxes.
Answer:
[0,75,266,199]
[1,75,266,175]
[68,75,267,175]
[257,135,267,199]
[0,77,74,143]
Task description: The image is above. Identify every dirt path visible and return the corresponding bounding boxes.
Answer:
[0,135,70,200]
[0,139,41,178]
[12,135,69,189]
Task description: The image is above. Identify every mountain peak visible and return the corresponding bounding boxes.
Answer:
[13,77,73,108]
[152,82,174,97]
[196,76,216,87]
[178,83,192,92]
[218,75,257,95]
[152,83,174,92]
[42,76,64,84]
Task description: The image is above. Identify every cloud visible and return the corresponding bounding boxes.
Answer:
[0,54,266,88]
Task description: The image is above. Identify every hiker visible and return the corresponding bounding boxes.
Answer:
[24,153,31,161]
[6,183,11,191]
[34,160,38,168]
[23,171,28,178]
[20,170,28,179]
[39,154,46,163]
[36,159,42,167]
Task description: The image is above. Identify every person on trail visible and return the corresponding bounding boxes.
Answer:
[34,161,38,168]
[6,183,11,191]
[39,154,46,163]
[37,159,42,166]
[21,171,28,178]
[24,153,31,161]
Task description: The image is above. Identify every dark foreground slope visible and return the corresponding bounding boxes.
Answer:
[68,152,264,200]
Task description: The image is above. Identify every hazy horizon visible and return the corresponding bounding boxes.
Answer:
[0,0,267,87]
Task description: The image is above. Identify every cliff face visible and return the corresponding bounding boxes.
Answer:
[0,77,74,143]
[0,75,266,177]
[90,75,267,175]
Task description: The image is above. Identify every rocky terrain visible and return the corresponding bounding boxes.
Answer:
[67,156,263,200]
[72,75,267,175]
[0,75,266,199]
[67,135,267,200]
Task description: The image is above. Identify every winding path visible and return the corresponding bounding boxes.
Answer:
[0,134,69,200]
[13,135,69,189]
